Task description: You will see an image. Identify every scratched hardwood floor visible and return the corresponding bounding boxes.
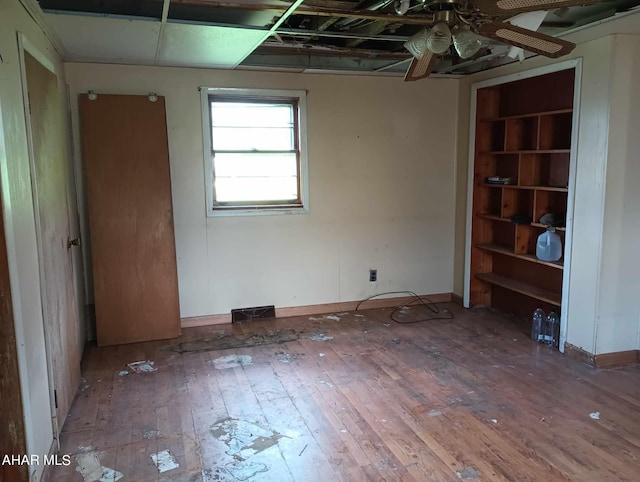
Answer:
[47,303,640,482]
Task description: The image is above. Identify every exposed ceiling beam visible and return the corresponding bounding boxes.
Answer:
[259,43,410,58]
[154,0,172,63]
[172,0,436,25]
[276,27,410,41]
[345,21,392,48]
[236,0,305,66]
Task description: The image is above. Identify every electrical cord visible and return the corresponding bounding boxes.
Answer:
[354,290,454,324]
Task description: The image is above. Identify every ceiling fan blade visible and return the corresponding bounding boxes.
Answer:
[404,51,437,81]
[475,0,601,17]
[478,22,575,58]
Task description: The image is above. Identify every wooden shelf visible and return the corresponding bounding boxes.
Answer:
[476,243,563,270]
[478,214,513,224]
[482,149,571,155]
[480,108,573,122]
[531,222,566,232]
[470,68,574,314]
[476,272,561,306]
[482,184,568,192]
[477,214,510,223]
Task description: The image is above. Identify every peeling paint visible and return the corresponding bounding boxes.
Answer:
[428,410,442,417]
[319,380,334,388]
[225,461,269,481]
[150,449,179,473]
[75,452,123,482]
[127,360,156,373]
[211,418,283,461]
[210,355,253,370]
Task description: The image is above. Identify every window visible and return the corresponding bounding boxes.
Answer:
[201,88,309,216]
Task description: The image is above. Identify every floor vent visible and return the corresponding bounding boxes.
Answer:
[231,305,276,323]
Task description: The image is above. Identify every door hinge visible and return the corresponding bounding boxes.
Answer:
[54,389,58,409]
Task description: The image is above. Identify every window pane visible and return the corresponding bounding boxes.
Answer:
[213,153,299,203]
[211,102,293,128]
[212,126,294,151]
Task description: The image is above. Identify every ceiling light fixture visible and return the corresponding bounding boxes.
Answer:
[452,25,483,59]
[425,22,452,54]
[404,28,429,59]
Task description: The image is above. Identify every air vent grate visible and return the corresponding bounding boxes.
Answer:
[231,305,276,323]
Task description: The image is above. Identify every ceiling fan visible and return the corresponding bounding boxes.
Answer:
[403,0,598,80]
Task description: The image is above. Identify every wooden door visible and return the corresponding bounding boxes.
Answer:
[24,52,82,433]
[79,94,180,346]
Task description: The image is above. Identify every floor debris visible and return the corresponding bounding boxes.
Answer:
[457,466,481,479]
[274,352,301,363]
[324,315,341,322]
[319,380,334,388]
[117,371,128,377]
[167,329,299,353]
[142,429,161,440]
[150,449,179,473]
[318,353,325,357]
[308,331,334,341]
[210,355,253,370]
[75,452,123,482]
[491,419,498,424]
[392,338,401,344]
[211,418,283,461]
[428,410,442,417]
[298,444,308,456]
[80,377,90,392]
[590,412,601,420]
[127,360,156,373]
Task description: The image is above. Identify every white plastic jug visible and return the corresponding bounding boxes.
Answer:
[536,228,562,261]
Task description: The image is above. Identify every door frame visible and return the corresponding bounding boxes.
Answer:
[462,58,582,353]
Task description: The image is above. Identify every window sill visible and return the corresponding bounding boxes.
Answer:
[207,205,309,217]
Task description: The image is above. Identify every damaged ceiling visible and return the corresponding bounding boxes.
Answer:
[39,0,640,77]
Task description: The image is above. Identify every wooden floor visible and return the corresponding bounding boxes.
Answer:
[48,303,640,481]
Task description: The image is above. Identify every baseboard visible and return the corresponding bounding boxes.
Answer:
[564,344,639,368]
[181,313,231,328]
[564,343,596,366]
[181,292,452,328]
[451,293,463,306]
[594,350,639,368]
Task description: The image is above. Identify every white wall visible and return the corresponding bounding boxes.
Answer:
[595,34,640,354]
[0,0,58,478]
[455,14,640,356]
[65,64,459,318]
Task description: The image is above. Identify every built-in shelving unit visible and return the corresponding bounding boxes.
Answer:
[469,68,575,319]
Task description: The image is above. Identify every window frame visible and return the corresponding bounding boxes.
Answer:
[200,87,309,217]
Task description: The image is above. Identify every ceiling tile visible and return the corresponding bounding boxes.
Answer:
[158,22,268,68]
[44,13,160,63]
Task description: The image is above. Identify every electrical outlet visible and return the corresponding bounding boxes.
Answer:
[369,269,377,283]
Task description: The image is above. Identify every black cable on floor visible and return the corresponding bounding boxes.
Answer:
[354,290,454,324]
